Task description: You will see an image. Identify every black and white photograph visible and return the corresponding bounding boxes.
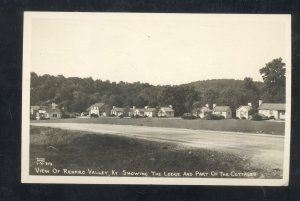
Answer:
[22,12,291,185]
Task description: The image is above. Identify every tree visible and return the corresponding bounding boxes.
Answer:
[192,101,202,117]
[201,89,218,106]
[242,77,260,107]
[259,58,286,102]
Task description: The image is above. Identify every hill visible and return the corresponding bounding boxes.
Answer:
[185,79,263,94]
[30,73,264,116]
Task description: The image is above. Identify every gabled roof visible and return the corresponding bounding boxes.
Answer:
[136,108,145,112]
[31,106,40,110]
[39,106,48,110]
[236,105,252,111]
[45,108,61,113]
[213,106,231,112]
[200,106,212,112]
[160,107,174,112]
[111,107,125,112]
[91,102,105,108]
[192,106,212,112]
[258,103,285,111]
[87,102,108,112]
[145,108,156,112]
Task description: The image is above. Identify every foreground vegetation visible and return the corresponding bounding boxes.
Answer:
[32,117,285,135]
[30,126,282,178]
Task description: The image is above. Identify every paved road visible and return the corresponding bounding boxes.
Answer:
[31,122,285,169]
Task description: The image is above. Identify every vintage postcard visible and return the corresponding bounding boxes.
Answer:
[22,12,291,185]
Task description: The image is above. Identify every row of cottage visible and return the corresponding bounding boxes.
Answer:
[86,100,285,120]
[192,101,285,120]
[87,103,175,118]
[30,100,286,120]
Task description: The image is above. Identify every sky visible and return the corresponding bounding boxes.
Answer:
[26,12,291,85]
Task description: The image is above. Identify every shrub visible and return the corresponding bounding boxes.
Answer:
[241,117,247,120]
[211,114,225,120]
[118,114,124,118]
[248,108,258,116]
[90,113,99,118]
[269,116,275,120]
[204,113,213,120]
[252,113,263,121]
[30,114,37,120]
[62,112,76,119]
[181,113,197,120]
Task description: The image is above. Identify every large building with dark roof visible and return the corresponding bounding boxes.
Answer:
[258,102,285,120]
[212,105,232,119]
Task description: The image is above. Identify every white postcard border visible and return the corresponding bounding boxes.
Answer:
[21,12,291,186]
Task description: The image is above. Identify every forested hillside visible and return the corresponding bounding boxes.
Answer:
[30,73,262,116]
[185,79,264,110]
[30,58,286,116]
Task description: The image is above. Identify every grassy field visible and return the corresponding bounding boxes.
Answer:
[32,117,285,135]
[30,126,282,178]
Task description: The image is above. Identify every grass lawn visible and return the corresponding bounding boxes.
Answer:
[30,126,282,178]
[32,117,285,135]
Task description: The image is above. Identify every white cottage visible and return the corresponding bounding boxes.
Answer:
[158,105,175,117]
[258,101,285,120]
[87,102,108,117]
[212,105,232,119]
[144,106,157,117]
[128,106,145,117]
[192,104,212,118]
[110,106,125,116]
[236,103,252,119]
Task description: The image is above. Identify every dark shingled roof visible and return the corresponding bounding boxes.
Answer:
[86,102,107,112]
[145,108,156,112]
[192,106,212,112]
[160,107,174,112]
[111,107,125,112]
[31,106,40,110]
[201,106,212,112]
[91,102,105,107]
[258,103,285,111]
[236,105,252,111]
[213,106,231,112]
[45,108,61,113]
[136,108,145,112]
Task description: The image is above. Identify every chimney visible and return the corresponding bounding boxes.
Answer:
[169,105,172,108]
[213,103,216,108]
[145,106,148,109]
[133,106,136,110]
[259,100,263,106]
[248,103,252,107]
[205,104,209,108]
[113,106,115,109]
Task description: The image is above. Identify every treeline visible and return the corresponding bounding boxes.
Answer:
[30,74,263,116]
[30,58,286,116]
